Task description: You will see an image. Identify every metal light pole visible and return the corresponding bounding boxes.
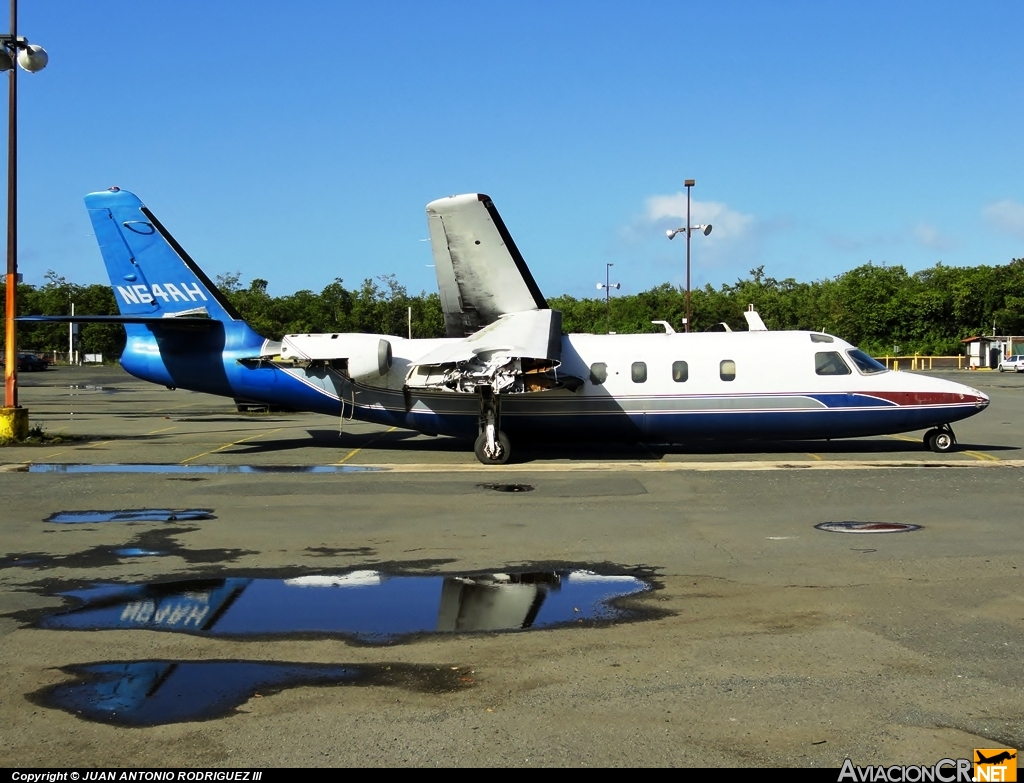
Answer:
[0,0,46,439]
[666,179,712,333]
[596,262,620,334]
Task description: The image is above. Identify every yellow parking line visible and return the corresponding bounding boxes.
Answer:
[33,438,113,463]
[146,425,177,435]
[180,428,283,464]
[963,450,1000,462]
[806,453,823,461]
[887,434,921,443]
[334,427,398,465]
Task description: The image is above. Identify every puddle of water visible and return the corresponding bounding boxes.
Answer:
[815,521,923,534]
[24,464,381,474]
[477,483,535,493]
[40,570,651,642]
[112,548,166,558]
[45,509,215,524]
[0,556,43,568]
[34,660,466,726]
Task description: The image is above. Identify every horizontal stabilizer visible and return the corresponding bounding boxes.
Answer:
[17,314,216,327]
[426,194,548,337]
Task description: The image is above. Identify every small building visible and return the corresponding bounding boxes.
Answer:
[961,336,999,369]
[967,335,1024,367]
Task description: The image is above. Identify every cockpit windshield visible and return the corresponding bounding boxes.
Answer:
[846,349,888,375]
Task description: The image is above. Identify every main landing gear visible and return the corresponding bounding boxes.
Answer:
[475,385,510,465]
[923,425,956,454]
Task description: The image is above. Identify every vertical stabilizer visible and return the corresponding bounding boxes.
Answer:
[85,188,242,322]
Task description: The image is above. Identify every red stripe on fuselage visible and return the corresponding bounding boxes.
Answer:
[864,391,982,406]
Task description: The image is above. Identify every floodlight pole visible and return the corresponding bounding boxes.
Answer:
[596,262,620,334]
[684,179,694,333]
[3,0,18,410]
[1,0,46,439]
[604,262,612,333]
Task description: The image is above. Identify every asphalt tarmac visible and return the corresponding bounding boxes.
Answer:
[1,365,1022,767]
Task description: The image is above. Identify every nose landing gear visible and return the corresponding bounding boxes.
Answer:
[923,425,956,454]
[475,385,510,465]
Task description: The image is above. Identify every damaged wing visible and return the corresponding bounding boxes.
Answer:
[406,309,577,394]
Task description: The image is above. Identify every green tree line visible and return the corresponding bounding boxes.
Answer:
[3,260,1024,360]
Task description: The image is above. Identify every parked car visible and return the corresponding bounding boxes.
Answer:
[0,352,48,372]
[998,355,1024,372]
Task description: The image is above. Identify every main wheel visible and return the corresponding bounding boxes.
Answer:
[474,431,511,465]
[925,429,955,453]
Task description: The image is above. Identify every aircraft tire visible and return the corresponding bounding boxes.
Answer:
[474,431,511,465]
[925,429,955,453]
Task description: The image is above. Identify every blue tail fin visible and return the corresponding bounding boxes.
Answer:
[81,188,269,394]
[85,187,242,322]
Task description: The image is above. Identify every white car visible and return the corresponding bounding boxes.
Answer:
[998,354,1024,372]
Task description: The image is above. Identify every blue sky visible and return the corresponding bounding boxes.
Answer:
[10,1,1024,301]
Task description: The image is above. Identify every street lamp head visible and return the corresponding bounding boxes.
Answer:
[17,45,48,73]
[666,228,682,240]
[693,224,713,236]
[684,179,695,187]
[597,283,605,290]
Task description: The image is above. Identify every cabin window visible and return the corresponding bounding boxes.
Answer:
[589,362,608,385]
[815,351,852,376]
[672,361,689,382]
[720,360,736,381]
[631,362,647,383]
[846,349,888,375]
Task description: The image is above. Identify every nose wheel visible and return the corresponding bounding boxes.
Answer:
[924,426,956,453]
[474,429,511,465]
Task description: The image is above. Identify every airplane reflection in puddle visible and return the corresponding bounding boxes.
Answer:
[40,570,651,641]
[36,660,467,726]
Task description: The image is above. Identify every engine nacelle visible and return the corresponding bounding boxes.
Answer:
[280,333,393,382]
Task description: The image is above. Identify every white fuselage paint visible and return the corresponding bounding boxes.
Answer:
[352,329,985,405]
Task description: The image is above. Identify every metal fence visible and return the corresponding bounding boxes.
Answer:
[875,355,966,371]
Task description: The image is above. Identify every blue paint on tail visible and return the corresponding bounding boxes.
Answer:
[85,189,270,397]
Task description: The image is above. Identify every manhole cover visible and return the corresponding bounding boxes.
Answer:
[815,521,922,534]
[477,483,534,493]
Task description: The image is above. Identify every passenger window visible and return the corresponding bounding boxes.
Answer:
[631,361,647,383]
[589,362,608,385]
[815,351,852,376]
[672,361,688,382]
[720,360,736,381]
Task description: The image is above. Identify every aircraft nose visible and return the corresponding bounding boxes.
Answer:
[971,388,990,407]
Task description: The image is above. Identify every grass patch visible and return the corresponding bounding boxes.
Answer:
[0,425,89,446]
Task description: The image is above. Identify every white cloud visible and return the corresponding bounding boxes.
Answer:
[984,199,1024,240]
[644,193,755,241]
[610,192,776,290]
[913,222,955,252]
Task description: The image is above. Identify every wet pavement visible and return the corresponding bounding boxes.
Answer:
[1,365,1023,766]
